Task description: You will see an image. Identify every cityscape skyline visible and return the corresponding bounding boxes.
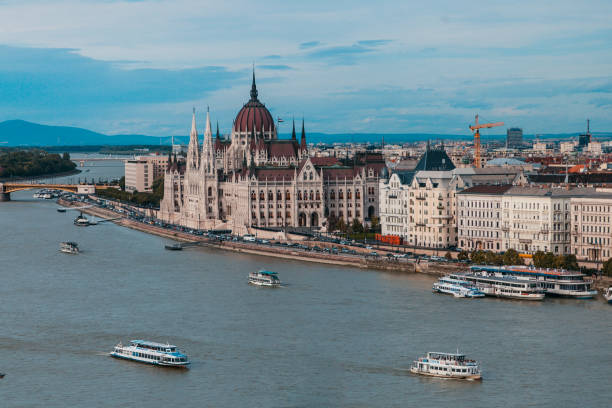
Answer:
[0,0,610,136]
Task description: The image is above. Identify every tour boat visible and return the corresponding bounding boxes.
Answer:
[449,272,545,301]
[410,352,482,380]
[57,208,67,213]
[110,340,190,368]
[432,276,484,298]
[60,241,79,254]
[248,270,281,287]
[470,265,598,299]
[603,287,612,304]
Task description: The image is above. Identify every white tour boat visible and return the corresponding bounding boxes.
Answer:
[470,265,598,299]
[60,241,79,254]
[432,276,484,298]
[410,351,482,380]
[449,272,545,301]
[603,287,612,304]
[110,340,190,368]
[248,270,281,287]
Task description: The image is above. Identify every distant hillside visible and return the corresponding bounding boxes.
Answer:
[0,120,164,146]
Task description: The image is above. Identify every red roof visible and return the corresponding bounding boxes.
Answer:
[310,157,340,166]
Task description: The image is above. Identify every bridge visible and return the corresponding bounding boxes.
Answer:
[0,182,117,201]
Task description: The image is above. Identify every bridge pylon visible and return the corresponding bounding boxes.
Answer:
[0,183,10,201]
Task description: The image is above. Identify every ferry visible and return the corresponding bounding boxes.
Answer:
[60,241,79,254]
[248,270,281,287]
[432,276,484,298]
[449,272,545,301]
[603,287,612,304]
[470,265,598,299]
[110,340,190,368]
[410,352,482,380]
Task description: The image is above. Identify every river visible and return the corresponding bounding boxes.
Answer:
[0,156,610,407]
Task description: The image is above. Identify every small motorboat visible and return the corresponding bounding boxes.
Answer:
[60,242,79,254]
[57,208,67,213]
[603,287,612,304]
[165,243,183,251]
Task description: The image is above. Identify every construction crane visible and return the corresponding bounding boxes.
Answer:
[469,114,504,168]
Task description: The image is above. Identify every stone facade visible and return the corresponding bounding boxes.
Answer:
[158,76,386,234]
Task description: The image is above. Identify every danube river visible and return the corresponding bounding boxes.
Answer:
[1,158,611,407]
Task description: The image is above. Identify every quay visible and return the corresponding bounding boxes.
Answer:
[57,198,462,277]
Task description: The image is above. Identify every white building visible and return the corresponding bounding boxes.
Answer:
[570,191,612,262]
[124,155,169,193]
[379,144,525,248]
[457,185,513,252]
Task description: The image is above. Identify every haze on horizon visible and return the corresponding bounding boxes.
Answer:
[0,0,610,137]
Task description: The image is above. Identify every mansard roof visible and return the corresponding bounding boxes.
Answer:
[253,167,295,181]
[414,145,455,171]
[267,140,299,159]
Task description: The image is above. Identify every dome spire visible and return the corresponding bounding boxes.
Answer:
[291,118,296,140]
[250,65,258,100]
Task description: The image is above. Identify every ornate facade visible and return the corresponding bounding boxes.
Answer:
[159,74,386,233]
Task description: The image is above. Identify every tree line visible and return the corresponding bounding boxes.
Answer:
[96,176,164,208]
[0,150,76,178]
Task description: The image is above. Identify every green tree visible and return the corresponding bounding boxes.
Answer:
[602,258,612,277]
[62,152,70,161]
[533,251,555,268]
[470,250,487,264]
[457,250,470,261]
[350,218,364,234]
[119,176,125,191]
[337,218,347,233]
[502,249,523,265]
[327,212,338,232]
[369,216,380,233]
[485,251,503,265]
[444,251,453,260]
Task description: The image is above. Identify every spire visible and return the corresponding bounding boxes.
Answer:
[250,66,258,100]
[187,107,200,169]
[300,118,306,149]
[216,121,220,139]
[190,107,197,138]
[204,106,212,139]
[291,118,296,140]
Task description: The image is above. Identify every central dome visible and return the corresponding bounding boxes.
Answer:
[233,72,274,133]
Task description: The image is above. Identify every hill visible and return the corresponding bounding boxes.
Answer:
[0,120,164,146]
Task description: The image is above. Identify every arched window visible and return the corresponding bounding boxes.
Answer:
[298,191,302,200]
[259,190,264,200]
[339,189,344,199]
[347,189,352,199]
[309,190,314,200]
[330,190,335,199]
[268,190,273,201]
[309,172,313,180]
[316,190,320,200]
[208,186,212,197]
[286,190,291,200]
[356,190,360,199]
[277,190,282,200]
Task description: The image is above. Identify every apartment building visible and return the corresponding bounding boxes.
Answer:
[570,191,612,261]
[125,155,169,193]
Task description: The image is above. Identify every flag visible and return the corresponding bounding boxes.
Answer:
[277,117,284,123]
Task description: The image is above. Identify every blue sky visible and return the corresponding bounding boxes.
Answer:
[0,0,610,136]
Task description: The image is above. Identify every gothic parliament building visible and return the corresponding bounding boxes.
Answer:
[159,73,386,233]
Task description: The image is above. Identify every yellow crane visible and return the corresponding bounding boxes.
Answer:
[469,114,504,168]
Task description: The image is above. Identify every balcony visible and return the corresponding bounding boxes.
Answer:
[415,196,426,201]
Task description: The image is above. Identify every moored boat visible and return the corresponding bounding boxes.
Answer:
[432,276,484,298]
[410,352,482,380]
[249,270,281,287]
[110,340,190,368]
[165,243,183,251]
[60,241,79,254]
[470,265,598,299]
[603,287,612,304]
[74,213,91,226]
[449,272,545,301]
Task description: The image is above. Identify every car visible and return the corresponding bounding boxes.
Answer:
[369,251,379,257]
[365,245,373,250]
[243,234,256,242]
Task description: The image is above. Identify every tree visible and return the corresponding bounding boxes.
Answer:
[502,249,523,266]
[369,216,380,233]
[458,250,470,261]
[602,258,612,277]
[62,152,70,161]
[444,251,453,260]
[533,251,556,268]
[485,251,503,266]
[337,218,347,233]
[470,250,487,264]
[350,218,364,234]
[327,212,338,232]
[119,176,126,191]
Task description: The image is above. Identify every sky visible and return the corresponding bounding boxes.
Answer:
[0,0,611,137]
